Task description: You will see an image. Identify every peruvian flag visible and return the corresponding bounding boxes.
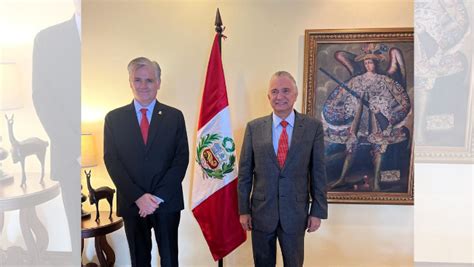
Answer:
[191,33,246,261]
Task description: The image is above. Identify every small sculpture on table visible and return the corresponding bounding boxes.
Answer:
[85,170,115,221]
[5,115,49,187]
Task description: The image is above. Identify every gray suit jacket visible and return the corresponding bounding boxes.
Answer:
[238,111,327,234]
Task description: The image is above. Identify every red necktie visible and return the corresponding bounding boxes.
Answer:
[140,108,149,144]
[277,120,289,168]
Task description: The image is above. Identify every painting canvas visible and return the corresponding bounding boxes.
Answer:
[414,0,473,163]
[303,28,414,204]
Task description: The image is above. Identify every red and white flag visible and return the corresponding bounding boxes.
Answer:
[192,33,246,261]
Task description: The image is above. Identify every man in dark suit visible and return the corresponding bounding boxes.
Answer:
[238,71,328,267]
[32,9,81,264]
[104,57,189,267]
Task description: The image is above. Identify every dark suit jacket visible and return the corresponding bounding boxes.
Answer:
[238,111,328,234]
[104,101,189,217]
[32,16,80,182]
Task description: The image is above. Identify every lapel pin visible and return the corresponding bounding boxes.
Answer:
[158,111,162,115]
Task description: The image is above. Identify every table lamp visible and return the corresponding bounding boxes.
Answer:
[0,62,23,183]
[81,133,98,218]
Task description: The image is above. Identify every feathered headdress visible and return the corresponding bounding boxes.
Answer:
[354,43,388,62]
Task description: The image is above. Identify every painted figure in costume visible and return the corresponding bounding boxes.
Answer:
[415,0,470,146]
[324,44,411,191]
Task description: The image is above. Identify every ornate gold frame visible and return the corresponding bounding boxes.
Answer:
[303,28,414,204]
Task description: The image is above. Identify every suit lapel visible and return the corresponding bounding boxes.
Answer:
[262,114,280,168]
[125,102,146,148]
[282,112,305,172]
[145,101,165,152]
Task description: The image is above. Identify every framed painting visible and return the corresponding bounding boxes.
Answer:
[414,0,473,164]
[303,28,414,204]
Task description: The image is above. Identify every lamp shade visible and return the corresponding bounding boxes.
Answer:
[0,62,23,111]
[81,133,98,168]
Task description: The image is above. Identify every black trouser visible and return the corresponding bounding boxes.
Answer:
[123,211,181,267]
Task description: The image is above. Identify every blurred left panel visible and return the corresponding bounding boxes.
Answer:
[0,0,81,266]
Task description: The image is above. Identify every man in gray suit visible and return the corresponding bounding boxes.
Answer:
[238,71,328,267]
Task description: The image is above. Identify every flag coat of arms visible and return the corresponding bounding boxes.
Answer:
[191,33,246,261]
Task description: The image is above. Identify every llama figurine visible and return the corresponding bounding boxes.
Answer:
[85,170,115,221]
[5,115,49,187]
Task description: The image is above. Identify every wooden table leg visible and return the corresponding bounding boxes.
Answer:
[19,207,48,263]
[95,235,115,267]
[82,239,99,267]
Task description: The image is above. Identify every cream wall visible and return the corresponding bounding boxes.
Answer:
[415,163,473,264]
[81,1,417,266]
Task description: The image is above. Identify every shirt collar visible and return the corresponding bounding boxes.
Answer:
[133,99,156,113]
[272,110,295,128]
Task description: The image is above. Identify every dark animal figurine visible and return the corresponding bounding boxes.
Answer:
[85,170,115,221]
[5,115,49,187]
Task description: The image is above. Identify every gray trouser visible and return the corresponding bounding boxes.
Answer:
[251,224,305,267]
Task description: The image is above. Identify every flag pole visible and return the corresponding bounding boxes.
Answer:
[215,9,224,267]
[215,8,224,54]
